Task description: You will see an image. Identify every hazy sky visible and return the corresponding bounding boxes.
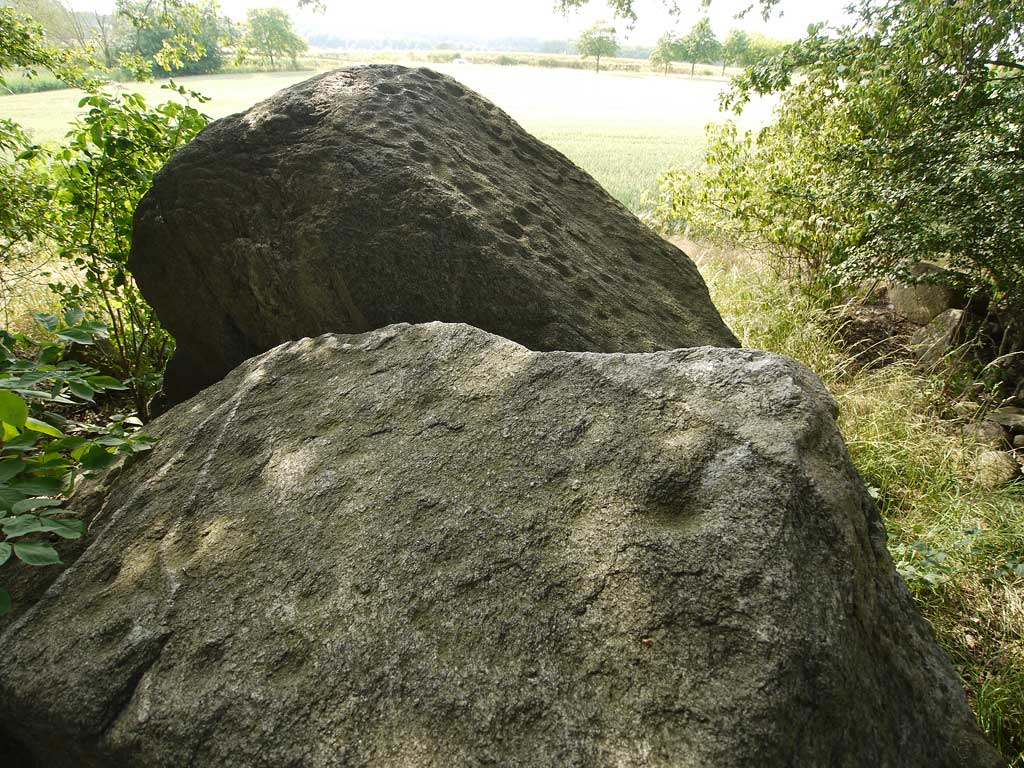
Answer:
[73,0,855,45]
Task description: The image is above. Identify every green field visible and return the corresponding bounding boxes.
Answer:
[1,63,773,212]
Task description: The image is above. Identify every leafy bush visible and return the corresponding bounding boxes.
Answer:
[0,311,153,614]
[659,0,1024,320]
[116,0,234,77]
[44,84,209,417]
[2,7,209,416]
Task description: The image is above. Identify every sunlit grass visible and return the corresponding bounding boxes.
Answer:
[527,122,705,212]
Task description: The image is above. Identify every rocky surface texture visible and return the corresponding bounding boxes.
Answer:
[910,308,966,367]
[889,262,972,326]
[131,65,738,408]
[0,323,1001,767]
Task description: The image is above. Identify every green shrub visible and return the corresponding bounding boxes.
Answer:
[659,0,1024,320]
[43,84,208,417]
[0,311,154,614]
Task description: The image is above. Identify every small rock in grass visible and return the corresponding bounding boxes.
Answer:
[909,309,965,366]
[974,449,1021,489]
[964,420,1008,450]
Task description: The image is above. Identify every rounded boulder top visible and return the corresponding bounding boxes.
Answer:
[130,65,739,407]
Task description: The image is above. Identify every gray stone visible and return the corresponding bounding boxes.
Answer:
[131,65,738,408]
[1014,434,1024,450]
[889,262,968,325]
[989,406,1024,430]
[910,308,965,366]
[974,450,1021,489]
[0,323,1000,767]
[964,420,1009,451]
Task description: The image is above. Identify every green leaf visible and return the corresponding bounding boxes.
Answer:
[87,376,127,391]
[0,542,11,566]
[2,432,39,452]
[0,460,27,485]
[25,417,63,437]
[28,454,72,471]
[11,498,62,514]
[38,345,61,365]
[8,476,62,496]
[79,445,119,471]
[33,313,59,332]
[50,436,87,452]
[0,588,10,615]
[38,517,85,539]
[0,391,28,429]
[77,321,107,334]
[55,328,94,346]
[68,381,95,402]
[0,487,27,512]
[95,436,128,447]
[13,541,61,567]
[17,371,51,387]
[63,308,85,326]
[129,435,157,452]
[2,515,44,538]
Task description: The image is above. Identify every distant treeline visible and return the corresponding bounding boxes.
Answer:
[304,34,656,61]
[304,31,788,68]
[1,0,307,83]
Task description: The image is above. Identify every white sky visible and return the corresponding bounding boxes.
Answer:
[71,0,854,45]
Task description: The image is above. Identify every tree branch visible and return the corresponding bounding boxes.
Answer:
[985,59,1024,71]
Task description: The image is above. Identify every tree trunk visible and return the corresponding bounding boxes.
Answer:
[596,55,601,73]
[721,62,726,75]
[691,61,696,76]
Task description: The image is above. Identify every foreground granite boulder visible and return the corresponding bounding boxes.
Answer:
[0,323,1000,767]
[131,65,737,408]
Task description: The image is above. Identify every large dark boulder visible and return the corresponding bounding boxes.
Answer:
[130,65,738,408]
[0,323,1001,767]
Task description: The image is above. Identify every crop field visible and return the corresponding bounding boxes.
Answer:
[2,62,774,211]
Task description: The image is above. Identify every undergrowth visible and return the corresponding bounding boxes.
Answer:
[693,242,1024,764]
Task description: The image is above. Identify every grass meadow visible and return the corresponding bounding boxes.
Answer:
[2,61,771,211]
[3,62,1022,761]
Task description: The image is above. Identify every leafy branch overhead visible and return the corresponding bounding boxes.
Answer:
[557,0,783,24]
